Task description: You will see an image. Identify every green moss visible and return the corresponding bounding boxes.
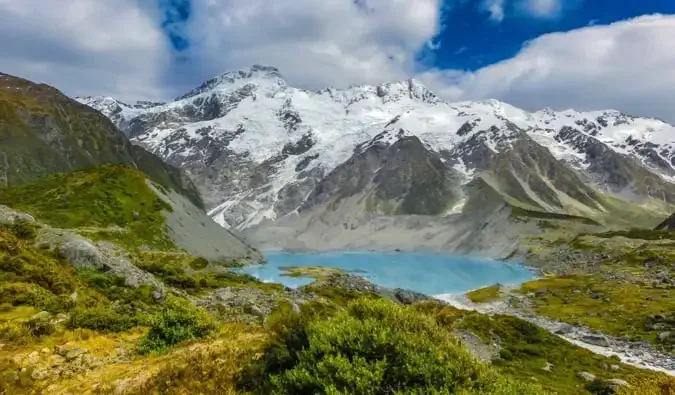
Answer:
[518,276,675,352]
[0,165,175,250]
[466,284,503,303]
[0,219,38,240]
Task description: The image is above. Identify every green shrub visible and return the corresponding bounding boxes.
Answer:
[241,298,545,394]
[189,257,209,270]
[77,269,157,307]
[24,314,56,337]
[0,314,55,344]
[137,298,217,355]
[305,284,379,307]
[68,306,139,332]
[0,282,70,312]
[0,320,31,343]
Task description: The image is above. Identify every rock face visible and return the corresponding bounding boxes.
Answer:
[655,213,675,230]
[77,65,675,254]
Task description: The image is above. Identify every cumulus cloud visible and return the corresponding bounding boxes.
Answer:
[178,0,442,91]
[419,14,675,123]
[0,0,170,100]
[0,1,673,125]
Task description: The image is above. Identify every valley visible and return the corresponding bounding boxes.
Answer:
[0,69,673,394]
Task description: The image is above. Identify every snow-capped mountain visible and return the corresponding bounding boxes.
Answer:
[77,65,675,254]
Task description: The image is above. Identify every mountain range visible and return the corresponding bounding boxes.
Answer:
[77,65,675,257]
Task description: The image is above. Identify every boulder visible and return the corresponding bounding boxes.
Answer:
[59,238,106,270]
[605,378,631,389]
[0,205,36,225]
[577,371,596,382]
[392,288,432,305]
[658,331,673,343]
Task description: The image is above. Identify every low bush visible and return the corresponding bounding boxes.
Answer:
[0,320,31,343]
[68,306,140,333]
[137,298,217,355]
[241,298,545,394]
[189,257,209,270]
[0,282,70,312]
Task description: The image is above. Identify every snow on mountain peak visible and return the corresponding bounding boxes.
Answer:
[174,65,287,101]
[77,65,675,228]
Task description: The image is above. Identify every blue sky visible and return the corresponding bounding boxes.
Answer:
[429,0,675,71]
[1,0,674,121]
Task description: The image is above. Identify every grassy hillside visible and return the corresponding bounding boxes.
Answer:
[0,72,203,209]
[0,165,175,250]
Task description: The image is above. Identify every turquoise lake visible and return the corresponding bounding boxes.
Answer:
[240,252,536,297]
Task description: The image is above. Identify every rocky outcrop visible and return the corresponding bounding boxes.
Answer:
[36,228,166,298]
[310,273,434,305]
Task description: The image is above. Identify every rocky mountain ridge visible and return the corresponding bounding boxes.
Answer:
[77,65,675,255]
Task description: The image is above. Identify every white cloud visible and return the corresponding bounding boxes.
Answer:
[182,0,442,91]
[482,0,505,22]
[0,0,170,101]
[519,0,562,18]
[1,1,673,126]
[419,14,675,123]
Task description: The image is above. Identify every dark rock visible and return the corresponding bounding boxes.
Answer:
[392,289,431,305]
[554,323,575,335]
[655,213,675,230]
[590,291,605,299]
[582,334,610,347]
